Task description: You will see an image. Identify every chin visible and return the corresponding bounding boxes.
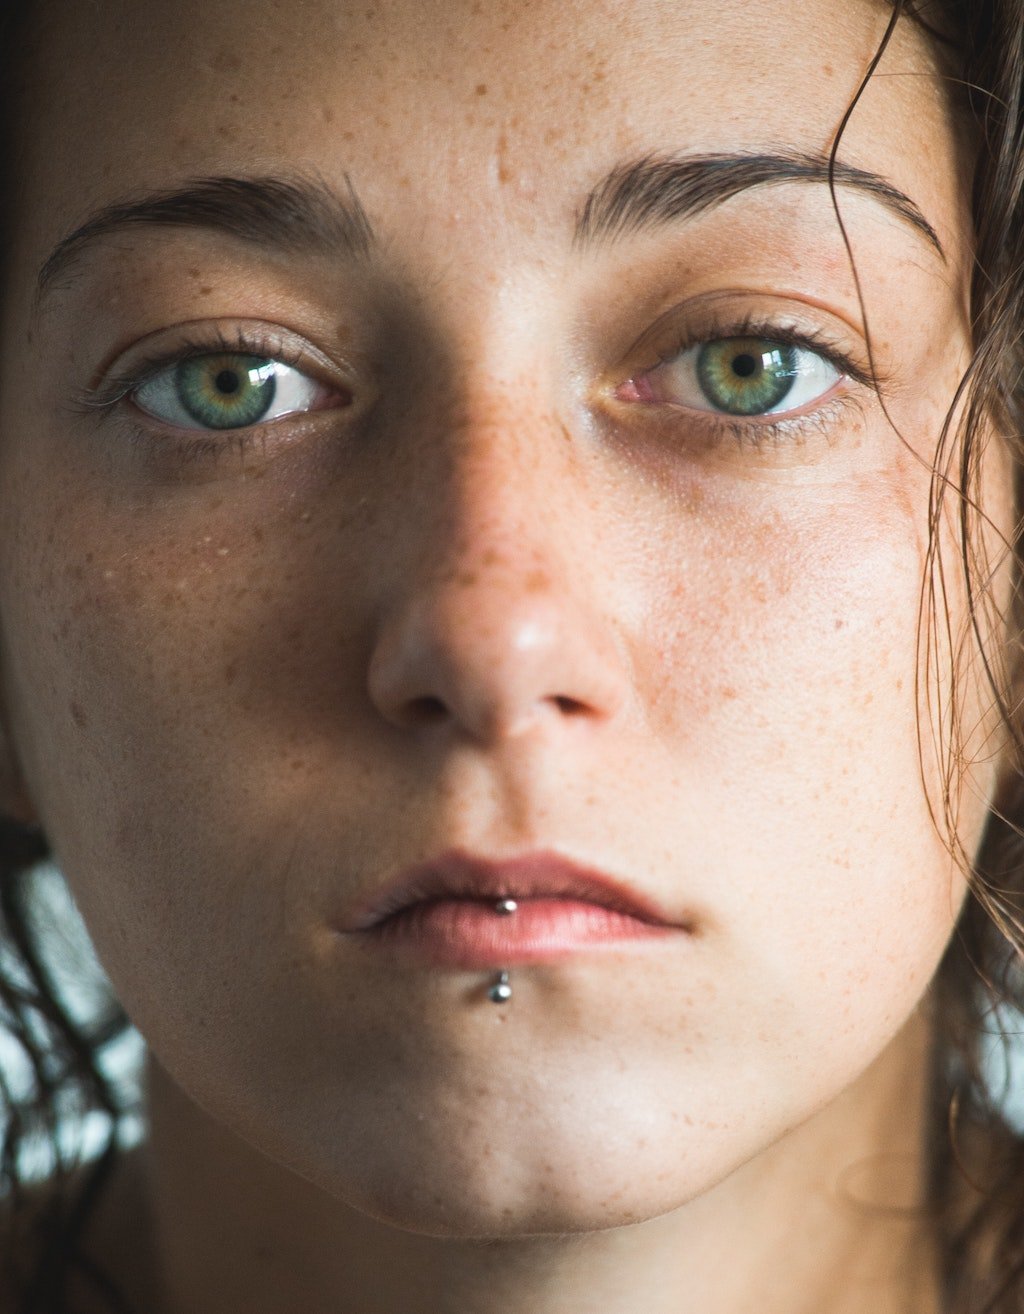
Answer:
[280,1111,741,1242]
[331,1175,692,1241]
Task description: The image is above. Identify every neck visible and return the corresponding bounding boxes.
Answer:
[105,1008,942,1314]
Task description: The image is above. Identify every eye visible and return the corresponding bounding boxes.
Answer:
[133,352,339,430]
[629,336,843,418]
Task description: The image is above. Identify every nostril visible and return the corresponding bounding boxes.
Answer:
[401,692,594,731]
[367,585,630,739]
[406,695,449,725]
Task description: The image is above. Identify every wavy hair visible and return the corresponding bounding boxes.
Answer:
[3,1,1024,1310]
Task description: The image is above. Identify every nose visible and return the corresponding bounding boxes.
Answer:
[365,429,632,745]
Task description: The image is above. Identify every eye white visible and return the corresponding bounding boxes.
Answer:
[650,342,843,416]
[135,358,324,429]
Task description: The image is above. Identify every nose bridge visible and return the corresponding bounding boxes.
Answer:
[365,379,631,744]
[432,267,567,525]
[435,380,574,566]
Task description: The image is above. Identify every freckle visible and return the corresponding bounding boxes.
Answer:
[69,701,87,728]
[823,63,834,77]
[188,267,201,279]
[835,617,845,630]
[223,662,237,685]
[199,286,213,296]
[475,83,488,95]
[458,571,477,586]
[496,130,512,184]
[720,686,737,700]
[525,569,549,592]
[681,483,704,514]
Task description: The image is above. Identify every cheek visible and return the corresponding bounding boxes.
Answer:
[633,465,969,1014]
[642,473,924,772]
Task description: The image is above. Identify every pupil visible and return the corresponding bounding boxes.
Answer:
[732,353,758,379]
[215,369,241,395]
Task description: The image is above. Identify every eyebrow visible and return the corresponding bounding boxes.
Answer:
[572,150,944,258]
[35,148,943,303]
[35,172,376,299]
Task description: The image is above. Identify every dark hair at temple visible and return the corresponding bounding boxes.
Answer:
[4,1,1024,1310]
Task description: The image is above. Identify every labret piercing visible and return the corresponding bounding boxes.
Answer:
[488,897,517,1003]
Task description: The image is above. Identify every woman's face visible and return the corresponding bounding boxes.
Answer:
[0,0,1003,1233]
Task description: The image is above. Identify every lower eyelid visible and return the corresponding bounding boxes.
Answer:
[605,383,863,457]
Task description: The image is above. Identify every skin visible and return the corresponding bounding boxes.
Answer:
[0,0,1012,1311]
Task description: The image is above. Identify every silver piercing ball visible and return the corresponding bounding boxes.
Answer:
[488,970,512,1003]
[495,898,518,915]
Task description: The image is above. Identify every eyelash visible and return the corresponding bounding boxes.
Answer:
[70,325,319,460]
[627,313,878,451]
[71,312,879,467]
[75,325,307,411]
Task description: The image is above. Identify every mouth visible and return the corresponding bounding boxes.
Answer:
[342,849,693,969]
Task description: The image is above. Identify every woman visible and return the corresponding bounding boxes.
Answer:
[2,0,1023,1310]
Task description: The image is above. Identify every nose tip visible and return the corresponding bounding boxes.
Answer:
[366,566,630,743]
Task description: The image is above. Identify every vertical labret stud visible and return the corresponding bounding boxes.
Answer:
[489,900,515,1000]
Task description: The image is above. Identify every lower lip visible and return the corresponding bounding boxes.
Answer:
[360,897,675,967]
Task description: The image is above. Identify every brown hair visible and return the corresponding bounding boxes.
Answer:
[3,1,1024,1310]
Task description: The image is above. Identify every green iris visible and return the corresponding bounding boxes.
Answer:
[696,338,798,416]
[175,354,277,429]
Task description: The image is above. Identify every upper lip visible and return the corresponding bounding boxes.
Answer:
[345,849,686,931]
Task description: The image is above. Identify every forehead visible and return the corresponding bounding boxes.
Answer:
[14,0,963,288]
